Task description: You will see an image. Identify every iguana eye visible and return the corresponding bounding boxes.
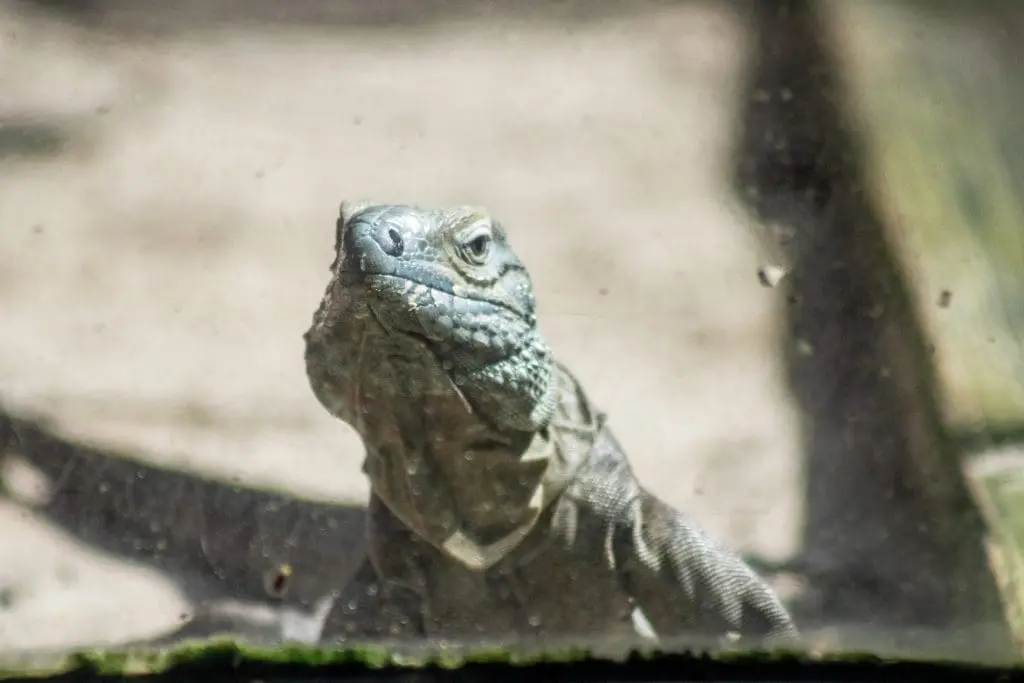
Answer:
[461,229,492,265]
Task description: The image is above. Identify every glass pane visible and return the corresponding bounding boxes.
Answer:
[1,0,1021,672]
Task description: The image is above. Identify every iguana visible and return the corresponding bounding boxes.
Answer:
[303,201,798,649]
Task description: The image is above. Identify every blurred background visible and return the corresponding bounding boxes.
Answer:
[2,0,1024,666]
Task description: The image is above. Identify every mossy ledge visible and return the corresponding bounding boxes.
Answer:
[1,639,1021,682]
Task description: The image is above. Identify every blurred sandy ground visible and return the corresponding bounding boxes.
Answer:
[0,0,802,652]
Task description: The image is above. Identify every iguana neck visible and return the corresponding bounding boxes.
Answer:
[305,300,596,569]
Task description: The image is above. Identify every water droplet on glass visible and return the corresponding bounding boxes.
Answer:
[757,264,788,288]
[264,564,292,598]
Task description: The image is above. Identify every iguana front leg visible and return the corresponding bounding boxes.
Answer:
[321,494,428,641]
[614,491,799,647]
[561,428,799,647]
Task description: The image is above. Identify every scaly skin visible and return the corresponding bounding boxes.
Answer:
[303,202,798,648]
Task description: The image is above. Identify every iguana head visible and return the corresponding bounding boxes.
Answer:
[304,201,558,435]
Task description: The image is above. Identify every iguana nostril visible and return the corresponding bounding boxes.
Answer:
[373,225,404,257]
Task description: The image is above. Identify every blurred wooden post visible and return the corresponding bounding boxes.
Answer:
[821,0,1024,654]
[733,0,1015,659]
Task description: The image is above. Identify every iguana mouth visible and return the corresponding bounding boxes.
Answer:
[341,270,532,326]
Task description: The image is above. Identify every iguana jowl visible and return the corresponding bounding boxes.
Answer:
[303,201,798,647]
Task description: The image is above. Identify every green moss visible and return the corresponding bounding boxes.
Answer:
[0,625,1001,681]
[5,637,1020,682]
[0,638,601,680]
